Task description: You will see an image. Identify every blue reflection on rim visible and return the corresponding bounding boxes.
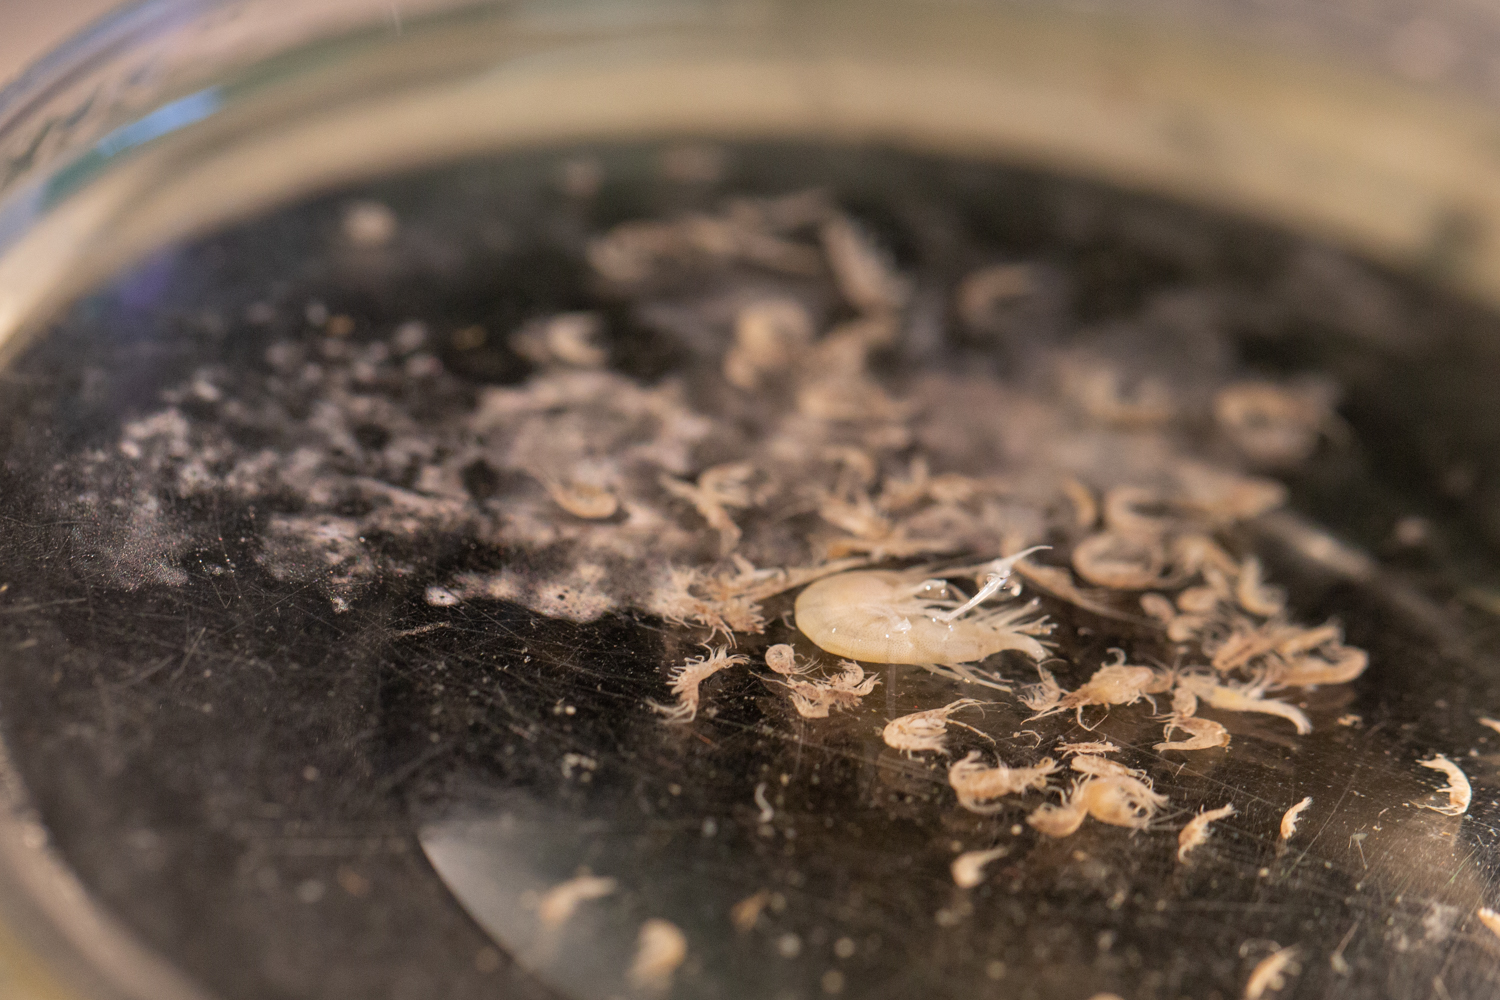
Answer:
[42,87,222,206]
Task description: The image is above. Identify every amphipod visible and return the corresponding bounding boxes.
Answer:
[794,549,1052,687]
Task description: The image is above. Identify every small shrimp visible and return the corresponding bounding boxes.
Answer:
[1057,740,1120,757]
[1417,755,1471,816]
[1018,664,1064,713]
[1027,773,1167,837]
[763,644,804,676]
[649,645,750,722]
[820,214,911,314]
[1013,556,1140,623]
[795,549,1052,689]
[1034,651,1162,728]
[1156,716,1231,752]
[1069,755,1144,779]
[1156,684,1230,752]
[1178,803,1236,862]
[1243,945,1299,999]
[948,751,1058,814]
[628,918,687,994]
[951,846,1009,888]
[778,660,880,718]
[533,473,619,519]
[659,462,755,555]
[729,891,770,933]
[723,298,813,389]
[883,698,988,754]
[1177,675,1311,735]
[1477,907,1500,942]
[537,873,617,929]
[1071,531,1173,590]
[1234,557,1286,617]
[1279,796,1313,841]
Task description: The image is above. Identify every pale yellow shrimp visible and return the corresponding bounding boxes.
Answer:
[763,644,803,676]
[1069,755,1144,779]
[1177,675,1311,735]
[1279,796,1313,841]
[1027,773,1167,837]
[1417,755,1471,816]
[628,918,687,994]
[1177,803,1236,862]
[537,874,617,929]
[1155,685,1231,752]
[1057,740,1120,757]
[882,698,988,754]
[1156,716,1231,752]
[1477,907,1500,942]
[1018,664,1064,713]
[777,661,880,718]
[948,751,1058,814]
[950,846,1009,888]
[649,645,750,723]
[1243,945,1299,999]
[1033,650,1166,727]
[795,549,1052,689]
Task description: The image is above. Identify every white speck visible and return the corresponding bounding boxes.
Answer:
[425,585,460,607]
[296,879,325,904]
[777,933,802,958]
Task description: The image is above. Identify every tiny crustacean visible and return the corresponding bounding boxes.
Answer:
[794,548,1053,688]
[882,698,990,754]
[1031,649,1169,728]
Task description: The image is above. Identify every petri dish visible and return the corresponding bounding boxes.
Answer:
[2,3,1500,999]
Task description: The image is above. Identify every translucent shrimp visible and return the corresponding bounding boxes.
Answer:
[1177,803,1236,862]
[1032,650,1167,728]
[537,874,618,930]
[948,751,1058,814]
[648,645,750,723]
[777,660,880,718]
[1176,675,1312,735]
[1279,796,1313,841]
[951,846,1009,888]
[1027,773,1168,837]
[628,918,687,994]
[1156,716,1231,752]
[882,698,988,754]
[1243,945,1299,1000]
[1155,685,1231,752]
[795,548,1052,689]
[1417,755,1471,816]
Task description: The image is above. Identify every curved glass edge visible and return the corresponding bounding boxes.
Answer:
[0,0,486,207]
[5,0,1500,356]
[0,742,216,1000]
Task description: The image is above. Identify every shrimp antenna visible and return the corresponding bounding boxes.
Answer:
[932,546,1050,622]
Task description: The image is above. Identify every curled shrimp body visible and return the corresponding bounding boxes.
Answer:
[794,550,1052,682]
